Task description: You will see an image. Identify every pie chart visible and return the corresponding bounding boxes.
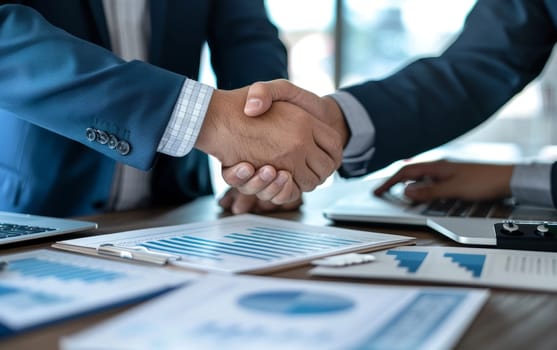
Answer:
[237,290,354,315]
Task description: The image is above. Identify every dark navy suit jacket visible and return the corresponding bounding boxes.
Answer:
[0,1,287,216]
[342,0,557,204]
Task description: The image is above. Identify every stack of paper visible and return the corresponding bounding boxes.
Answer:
[61,274,488,350]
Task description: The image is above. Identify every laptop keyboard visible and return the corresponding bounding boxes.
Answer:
[420,199,514,218]
[384,183,516,219]
[0,223,56,240]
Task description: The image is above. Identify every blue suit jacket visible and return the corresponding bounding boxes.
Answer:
[342,0,557,202]
[0,1,287,216]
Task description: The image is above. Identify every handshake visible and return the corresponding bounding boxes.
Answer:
[195,80,349,206]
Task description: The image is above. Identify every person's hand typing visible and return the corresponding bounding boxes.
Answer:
[374,160,514,202]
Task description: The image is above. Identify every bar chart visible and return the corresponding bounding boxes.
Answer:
[55,215,415,273]
[7,257,123,282]
[140,226,364,263]
[0,250,195,335]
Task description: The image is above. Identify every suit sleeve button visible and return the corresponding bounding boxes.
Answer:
[86,128,97,142]
[108,134,119,149]
[116,140,131,155]
[96,130,109,144]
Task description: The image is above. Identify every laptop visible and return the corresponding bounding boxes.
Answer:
[324,177,557,246]
[0,211,97,245]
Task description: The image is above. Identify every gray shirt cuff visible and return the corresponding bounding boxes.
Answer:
[328,91,375,176]
[510,162,554,207]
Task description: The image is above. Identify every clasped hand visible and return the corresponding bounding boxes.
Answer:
[195,81,347,209]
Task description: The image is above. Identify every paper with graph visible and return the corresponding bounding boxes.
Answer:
[54,214,414,273]
[311,246,557,291]
[61,274,488,350]
[0,250,197,336]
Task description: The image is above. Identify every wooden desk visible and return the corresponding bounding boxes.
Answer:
[2,182,557,350]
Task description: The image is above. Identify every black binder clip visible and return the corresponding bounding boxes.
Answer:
[494,220,557,252]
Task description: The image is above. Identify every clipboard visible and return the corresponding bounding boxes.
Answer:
[53,214,416,274]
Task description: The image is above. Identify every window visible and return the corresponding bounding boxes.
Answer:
[339,0,476,84]
[266,0,336,95]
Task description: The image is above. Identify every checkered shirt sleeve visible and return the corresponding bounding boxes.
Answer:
[157,78,214,156]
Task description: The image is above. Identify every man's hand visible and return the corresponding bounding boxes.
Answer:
[374,160,514,202]
[219,187,303,215]
[223,163,300,204]
[221,80,350,204]
[244,80,349,146]
[195,85,343,192]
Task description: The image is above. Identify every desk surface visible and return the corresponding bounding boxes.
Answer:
[2,180,557,350]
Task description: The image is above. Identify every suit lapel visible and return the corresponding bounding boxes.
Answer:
[88,0,111,49]
[149,0,168,63]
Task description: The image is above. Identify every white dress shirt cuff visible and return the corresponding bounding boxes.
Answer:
[157,79,214,157]
[328,91,375,176]
[510,162,554,207]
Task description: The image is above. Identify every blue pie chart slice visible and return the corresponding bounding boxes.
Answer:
[237,290,354,315]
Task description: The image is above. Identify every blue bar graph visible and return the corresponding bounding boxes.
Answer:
[356,292,466,350]
[0,284,67,307]
[444,253,486,278]
[7,258,124,283]
[139,225,364,262]
[386,250,428,273]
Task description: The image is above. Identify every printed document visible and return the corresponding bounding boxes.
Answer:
[54,214,414,273]
[0,249,197,336]
[311,246,557,291]
[61,274,488,350]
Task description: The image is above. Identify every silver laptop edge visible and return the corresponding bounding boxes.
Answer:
[0,211,97,245]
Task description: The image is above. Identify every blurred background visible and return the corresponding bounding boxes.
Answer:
[203,0,557,196]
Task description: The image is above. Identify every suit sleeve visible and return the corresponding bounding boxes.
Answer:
[342,0,557,175]
[0,4,185,170]
[206,0,288,89]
